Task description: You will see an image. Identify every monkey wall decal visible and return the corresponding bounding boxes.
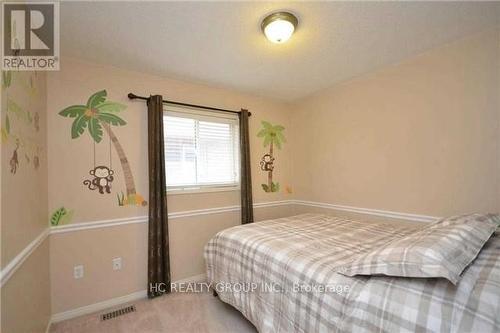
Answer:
[260,154,275,172]
[33,147,40,170]
[10,139,19,174]
[83,166,115,194]
[34,112,40,132]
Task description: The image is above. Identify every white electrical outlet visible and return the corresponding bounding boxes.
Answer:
[74,265,84,279]
[112,257,122,271]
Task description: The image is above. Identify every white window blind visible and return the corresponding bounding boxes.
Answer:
[163,105,240,191]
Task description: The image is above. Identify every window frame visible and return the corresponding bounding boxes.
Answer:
[163,104,241,195]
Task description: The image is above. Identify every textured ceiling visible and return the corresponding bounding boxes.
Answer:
[60,1,500,101]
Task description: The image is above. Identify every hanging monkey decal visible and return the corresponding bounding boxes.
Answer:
[10,139,19,174]
[260,154,275,172]
[33,147,40,170]
[82,121,115,195]
[83,166,114,194]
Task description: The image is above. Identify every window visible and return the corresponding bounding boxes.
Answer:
[164,105,240,192]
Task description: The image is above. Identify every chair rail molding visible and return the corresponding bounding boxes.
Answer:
[0,228,50,287]
[49,200,293,234]
[49,199,439,235]
[293,200,440,223]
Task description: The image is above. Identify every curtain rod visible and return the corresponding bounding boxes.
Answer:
[127,93,251,116]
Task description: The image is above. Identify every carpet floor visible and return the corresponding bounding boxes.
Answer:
[50,292,257,333]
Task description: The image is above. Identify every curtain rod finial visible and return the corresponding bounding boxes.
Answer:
[128,93,137,99]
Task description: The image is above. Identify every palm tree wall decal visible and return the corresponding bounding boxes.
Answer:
[59,90,146,206]
[257,121,286,193]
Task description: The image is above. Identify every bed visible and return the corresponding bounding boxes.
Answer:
[204,213,500,333]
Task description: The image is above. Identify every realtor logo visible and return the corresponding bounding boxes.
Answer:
[2,2,59,70]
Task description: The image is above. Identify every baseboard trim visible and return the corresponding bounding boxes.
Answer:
[51,290,148,323]
[0,228,49,287]
[294,200,440,223]
[50,273,207,323]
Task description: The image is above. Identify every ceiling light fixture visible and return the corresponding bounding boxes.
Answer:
[261,12,298,44]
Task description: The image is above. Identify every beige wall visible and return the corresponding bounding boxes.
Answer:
[1,71,51,332]
[47,58,293,313]
[291,29,500,217]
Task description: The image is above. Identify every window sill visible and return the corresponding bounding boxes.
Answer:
[167,186,240,196]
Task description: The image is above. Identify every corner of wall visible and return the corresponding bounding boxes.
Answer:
[1,71,51,333]
[497,26,500,213]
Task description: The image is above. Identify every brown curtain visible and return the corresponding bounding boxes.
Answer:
[147,95,171,298]
[240,109,254,224]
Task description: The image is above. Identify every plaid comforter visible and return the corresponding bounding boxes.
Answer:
[204,213,500,333]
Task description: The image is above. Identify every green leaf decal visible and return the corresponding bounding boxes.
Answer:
[88,117,103,143]
[96,101,126,113]
[261,121,273,129]
[59,209,74,225]
[257,129,267,137]
[127,194,136,205]
[277,131,286,144]
[59,105,87,118]
[261,184,269,192]
[263,135,271,147]
[1,128,8,143]
[5,115,10,134]
[2,71,12,88]
[117,192,125,206]
[86,90,107,108]
[7,98,22,115]
[50,207,67,226]
[97,113,127,126]
[71,114,88,139]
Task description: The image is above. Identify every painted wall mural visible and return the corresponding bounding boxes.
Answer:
[58,90,147,207]
[257,120,286,193]
[1,71,43,174]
